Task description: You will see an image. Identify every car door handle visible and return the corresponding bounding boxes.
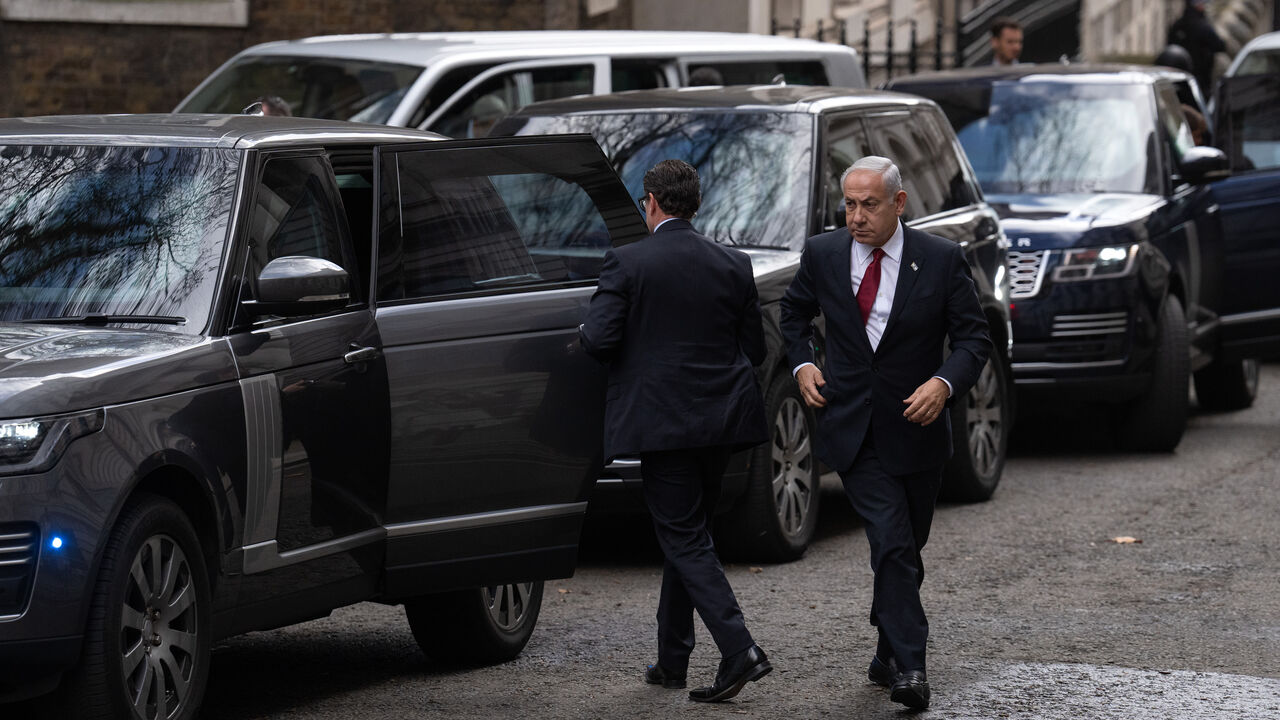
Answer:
[343,345,380,365]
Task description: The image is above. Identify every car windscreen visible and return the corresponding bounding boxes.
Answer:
[177,56,423,124]
[0,144,238,332]
[496,111,813,250]
[946,81,1160,195]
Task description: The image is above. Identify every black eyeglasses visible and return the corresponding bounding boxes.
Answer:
[637,194,649,211]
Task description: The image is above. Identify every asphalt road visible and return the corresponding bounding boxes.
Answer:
[193,364,1277,718]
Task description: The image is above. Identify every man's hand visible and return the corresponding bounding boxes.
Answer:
[903,377,949,425]
[796,364,827,408]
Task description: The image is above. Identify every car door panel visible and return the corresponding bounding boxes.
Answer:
[372,135,646,597]
[1211,75,1280,357]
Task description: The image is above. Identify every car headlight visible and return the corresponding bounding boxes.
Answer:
[1053,244,1139,282]
[0,409,104,476]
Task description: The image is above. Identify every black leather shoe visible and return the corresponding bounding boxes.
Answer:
[890,669,930,710]
[688,644,772,703]
[868,655,898,687]
[644,663,686,689]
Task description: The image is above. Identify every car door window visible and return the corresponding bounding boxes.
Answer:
[1155,84,1197,176]
[428,64,595,138]
[687,60,827,86]
[822,112,874,230]
[376,137,645,303]
[241,154,358,295]
[1215,75,1280,172]
[862,111,946,220]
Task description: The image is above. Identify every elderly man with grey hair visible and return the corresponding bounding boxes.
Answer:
[780,156,991,710]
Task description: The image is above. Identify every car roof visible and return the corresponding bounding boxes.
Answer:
[505,84,930,117]
[0,114,446,149]
[887,62,1189,87]
[1225,30,1280,76]
[235,30,858,66]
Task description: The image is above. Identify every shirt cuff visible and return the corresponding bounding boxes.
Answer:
[932,375,953,397]
[793,362,816,378]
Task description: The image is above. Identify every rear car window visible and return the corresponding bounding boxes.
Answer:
[686,60,828,86]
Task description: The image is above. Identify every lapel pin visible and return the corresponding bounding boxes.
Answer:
[910,261,919,272]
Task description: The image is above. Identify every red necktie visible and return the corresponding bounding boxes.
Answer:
[856,247,884,326]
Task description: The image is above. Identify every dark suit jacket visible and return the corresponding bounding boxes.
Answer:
[780,224,991,476]
[580,219,768,460]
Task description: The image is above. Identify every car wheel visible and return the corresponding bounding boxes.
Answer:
[720,374,820,563]
[406,581,544,665]
[63,494,211,720]
[943,356,1010,502]
[1194,357,1260,412]
[1118,295,1189,451]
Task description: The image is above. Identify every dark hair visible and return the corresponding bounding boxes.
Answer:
[643,159,700,219]
[991,17,1022,37]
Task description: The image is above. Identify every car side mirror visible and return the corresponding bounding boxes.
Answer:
[1179,146,1231,184]
[241,256,351,317]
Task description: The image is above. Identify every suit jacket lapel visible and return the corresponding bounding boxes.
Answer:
[880,229,924,352]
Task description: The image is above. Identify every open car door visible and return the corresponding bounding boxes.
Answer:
[1210,74,1280,358]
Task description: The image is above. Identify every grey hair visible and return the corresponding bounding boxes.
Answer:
[839,156,903,196]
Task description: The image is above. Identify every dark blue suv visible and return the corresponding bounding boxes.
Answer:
[888,65,1280,451]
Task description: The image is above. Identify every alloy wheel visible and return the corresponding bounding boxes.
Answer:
[484,582,534,632]
[772,396,815,538]
[120,534,200,720]
[967,360,1004,478]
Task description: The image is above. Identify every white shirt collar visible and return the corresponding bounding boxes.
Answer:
[853,220,904,265]
[653,217,679,233]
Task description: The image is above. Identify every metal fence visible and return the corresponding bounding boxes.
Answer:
[770,16,958,85]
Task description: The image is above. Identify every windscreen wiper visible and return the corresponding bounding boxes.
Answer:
[19,314,187,326]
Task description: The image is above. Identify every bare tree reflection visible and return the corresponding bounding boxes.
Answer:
[512,112,813,250]
[956,83,1158,195]
[0,145,238,328]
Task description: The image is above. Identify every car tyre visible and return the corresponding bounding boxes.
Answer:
[719,374,820,562]
[406,581,544,665]
[1119,295,1189,451]
[1193,357,1259,412]
[943,356,1010,502]
[62,494,211,720]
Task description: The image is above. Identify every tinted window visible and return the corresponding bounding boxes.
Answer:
[0,144,236,331]
[1155,84,1196,175]
[822,112,874,228]
[951,81,1160,195]
[378,151,615,301]
[429,65,595,138]
[499,111,815,250]
[862,111,946,219]
[912,108,979,211]
[687,61,827,86]
[241,155,357,305]
[612,60,669,91]
[1216,76,1280,172]
[178,56,423,124]
[1234,48,1280,76]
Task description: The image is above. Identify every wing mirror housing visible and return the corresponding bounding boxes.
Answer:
[241,256,351,317]
[1179,146,1231,184]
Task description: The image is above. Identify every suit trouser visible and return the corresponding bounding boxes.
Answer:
[839,430,943,673]
[640,446,754,671]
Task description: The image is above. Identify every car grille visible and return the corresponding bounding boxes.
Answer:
[1006,250,1047,299]
[1044,312,1130,361]
[0,523,39,616]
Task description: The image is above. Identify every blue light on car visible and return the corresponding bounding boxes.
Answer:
[50,536,64,550]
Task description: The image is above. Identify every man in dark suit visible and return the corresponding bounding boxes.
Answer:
[580,159,772,703]
[780,156,990,710]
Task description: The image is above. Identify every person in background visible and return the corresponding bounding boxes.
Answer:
[990,17,1024,65]
[1168,0,1226,97]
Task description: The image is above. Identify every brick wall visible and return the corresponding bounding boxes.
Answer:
[0,0,631,118]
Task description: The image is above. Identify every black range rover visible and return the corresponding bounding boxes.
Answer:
[494,85,1015,560]
[888,65,1280,450]
[0,115,650,719]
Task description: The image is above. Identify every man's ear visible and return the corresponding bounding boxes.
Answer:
[894,190,907,215]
